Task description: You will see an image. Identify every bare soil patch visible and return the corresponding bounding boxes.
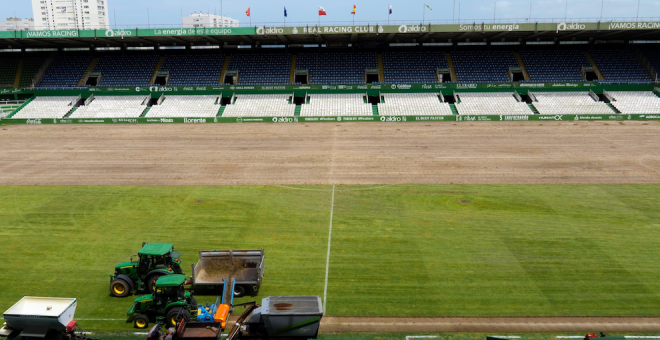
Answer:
[319,316,660,332]
[1,121,660,185]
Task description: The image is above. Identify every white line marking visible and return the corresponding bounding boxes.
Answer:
[80,332,93,335]
[133,332,149,335]
[406,336,438,340]
[490,337,521,339]
[322,184,335,314]
[275,184,394,192]
[556,337,586,338]
[77,319,125,321]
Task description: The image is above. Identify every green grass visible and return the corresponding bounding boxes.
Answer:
[0,185,660,330]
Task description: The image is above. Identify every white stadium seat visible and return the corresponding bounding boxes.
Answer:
[222,94,295,117]
[300,94,372,116]
[455,92,533,115]
[147,95,221,118]
[378,93,453,116]
[13,96,78,119]
[608,91,660,114]
[532,92,614,115]
[70,96,149,118]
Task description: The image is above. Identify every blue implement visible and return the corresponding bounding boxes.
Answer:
[221,278,236,306]
[196,297,220,323]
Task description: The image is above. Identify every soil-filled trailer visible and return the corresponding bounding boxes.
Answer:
[189,250,265,298]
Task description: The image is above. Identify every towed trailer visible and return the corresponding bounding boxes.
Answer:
[147,296,322,340]
[0,297,97,340]
[190,250,265,298]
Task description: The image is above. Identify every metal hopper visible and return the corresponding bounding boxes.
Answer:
[2,297,77,338]
[245,296,323,339]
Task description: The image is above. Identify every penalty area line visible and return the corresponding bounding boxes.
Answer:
[322,184,335,315]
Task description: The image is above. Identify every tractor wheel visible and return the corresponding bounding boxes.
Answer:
[189,297,198,307]
[166,308,191,328]
[133,315,149,329]
[109,279,131,298]
[233,285,246,298]
[147,274,165,294]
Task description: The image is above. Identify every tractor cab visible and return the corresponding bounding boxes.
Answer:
[137,243,183,275]
[110,243,184,298]
[127,275,197,330]
[152,275,189,306]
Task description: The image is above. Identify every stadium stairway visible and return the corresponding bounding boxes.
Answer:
[631,46,658,81]
[220,56,230,83]
[377,53,385,82]
[527,103,539,114]
[607,103,621,113]
[294,105,301,116]
[149,56,165,85]
[372,105,378,115]
[13,59,23,88]
[446,52,457,81]
[78,57,100,87]
[64,107,77,118]
[449,103,458,115]
[140,107,151,117]
[584,51,606,80]
[289,55,297,83]
[6,96,35,118]
[514,52,531,81]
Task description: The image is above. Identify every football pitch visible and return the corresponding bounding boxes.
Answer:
[1,184,659,330]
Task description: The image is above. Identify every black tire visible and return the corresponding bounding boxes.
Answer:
[166,308,191,328]
[189,297,198,307]
[233,285,246,298]
[133,314,149,329]
[146,274,165,293]
[173,266,183,274]
[109,279,131,298]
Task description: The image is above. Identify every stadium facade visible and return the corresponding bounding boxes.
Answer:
[1,20,660,124]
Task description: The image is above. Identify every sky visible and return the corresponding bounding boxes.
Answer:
[4,0,660,27]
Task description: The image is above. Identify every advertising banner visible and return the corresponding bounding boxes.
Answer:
[2,21,660,40]
[2,114,658,126]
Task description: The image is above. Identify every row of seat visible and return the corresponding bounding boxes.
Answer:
[532,92,614,115]
[378,93,453,116]
[608,91,660,114]
[70,96,149,118]
[147,95,221,117]
[456,92,532,115]
[11,91,660,118]
[22,48,659,88]
[223,94,295,117]
[300,93,373,116]
[12,96,77,119]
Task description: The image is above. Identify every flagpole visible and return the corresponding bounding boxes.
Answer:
[423,4,425,25]
[388,4,390,25]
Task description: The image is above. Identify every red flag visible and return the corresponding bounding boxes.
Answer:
[318,6,327,15]
[246,7,251,17]
[351,5,356,14]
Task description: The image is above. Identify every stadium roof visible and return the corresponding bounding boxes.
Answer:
[2,21,660,48]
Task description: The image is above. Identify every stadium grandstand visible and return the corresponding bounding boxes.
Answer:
[1,20,660,123]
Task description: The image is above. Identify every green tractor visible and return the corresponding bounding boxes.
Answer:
[127,274,198,329]
[110,243,184,297]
